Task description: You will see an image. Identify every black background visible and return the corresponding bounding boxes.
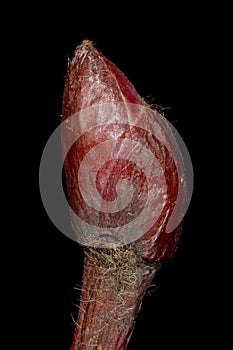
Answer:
[11,3,227,350]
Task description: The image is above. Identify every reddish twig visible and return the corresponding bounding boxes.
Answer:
[62,40,187,350]
[70,247,160,349]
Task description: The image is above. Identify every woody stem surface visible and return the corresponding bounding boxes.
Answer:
[70,245,160,350]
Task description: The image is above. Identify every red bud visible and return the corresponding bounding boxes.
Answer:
[62,40,186,262]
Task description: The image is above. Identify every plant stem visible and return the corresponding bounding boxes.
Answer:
[70,245,160,350]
